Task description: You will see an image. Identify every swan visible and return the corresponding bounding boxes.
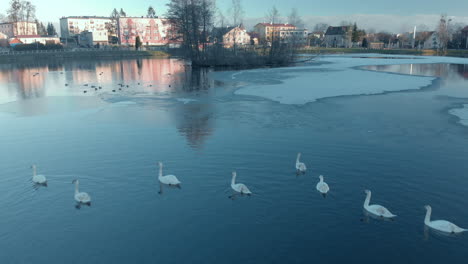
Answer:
[424,205,466,234]
[231,172,252,195]
[296,153,307,173]
[158,162,181,186]
[363,190,396,218]
[316,175,329,194]
[31,165,47,185]
[72,180,91,204]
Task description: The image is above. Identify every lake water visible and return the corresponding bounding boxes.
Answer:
[1,56,468,263]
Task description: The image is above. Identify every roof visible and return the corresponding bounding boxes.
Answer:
[15,35,42,38]
[61,16,111,20]
[325,26,350,35]
[255,23,296,28]
[9,38,23,44]
[211,26,238,39]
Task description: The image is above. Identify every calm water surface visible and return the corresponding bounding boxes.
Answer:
[1,58,468,263]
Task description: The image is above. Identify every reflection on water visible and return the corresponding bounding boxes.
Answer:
[0,58,220,149]
[0,58,217,104]
[364,63,468,79]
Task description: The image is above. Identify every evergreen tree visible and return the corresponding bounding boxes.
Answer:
[111,8,119,18]
[147,6,156,18]
[135,36,142,50]
[362,38,368,48]
[119,8,127,17]
[46,22,57,36]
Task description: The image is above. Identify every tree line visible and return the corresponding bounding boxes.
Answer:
[1,0,57,37]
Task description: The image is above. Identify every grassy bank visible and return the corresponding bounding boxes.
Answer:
[300,47,468,58]
[0,49,171,64]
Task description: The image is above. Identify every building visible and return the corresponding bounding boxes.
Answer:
[60,16,113,45]
[0,22,38,38]
[78,31,94,47]
[9,35,61,45]
[369,42,385,49]
[462,26,468,49]
[0,32,8,47]
[212,26,250,47]
[117,17,179,46]
[414,31,441,49]
[278,28,308,45]
[248,32,260,45]
[323,26,351,48]
[253,23,296,44]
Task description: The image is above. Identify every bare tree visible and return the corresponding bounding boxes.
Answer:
[7,0,22,23]
[267,6,280,24]
[216,9,226,27]
[313,23,328,32]
[228,0,244,26]
[437,14,450,52]
[166,0,215,63]
[288,8,304,28]
[0,13,6,23]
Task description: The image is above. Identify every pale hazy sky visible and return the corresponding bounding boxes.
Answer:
[1,0,467,32]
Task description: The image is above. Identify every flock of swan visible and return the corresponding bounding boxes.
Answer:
[30,152,467,235]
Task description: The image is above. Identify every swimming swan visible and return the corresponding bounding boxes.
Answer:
[424,205,466,234]
[363,190,396,218]
[231,172,252,195]
[31,165,47,185]
[316,175,330,194]
[72,180,91,204]
[158,162,181,186]
[296,153,307,173]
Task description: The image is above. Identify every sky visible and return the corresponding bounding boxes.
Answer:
[1,0,468,33]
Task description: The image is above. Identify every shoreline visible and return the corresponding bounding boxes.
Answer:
[0,50,171,64]
[300,47,468,58]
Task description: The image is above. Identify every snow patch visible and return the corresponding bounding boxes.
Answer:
[231,54,468,105]
[449,105,468,127]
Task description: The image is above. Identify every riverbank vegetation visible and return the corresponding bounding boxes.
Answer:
[166,0,300,68]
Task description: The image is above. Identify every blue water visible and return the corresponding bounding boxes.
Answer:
[1,58,468,263]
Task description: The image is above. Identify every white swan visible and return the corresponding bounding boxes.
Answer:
[158,162,181,186]
[231,172,252,195]
[296,153,306,173]
[424,205,466,234]
[316,175,329,194]
[72,180,91,204]
[31,165,47,185]
[363,190,396,218]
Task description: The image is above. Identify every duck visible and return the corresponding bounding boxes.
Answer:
[295,153,306,173]
[72,179,91,204]
[424,205,466,234]
[31,165,47,185]
[363,190,396,218]
[158,162,181,186]
[316,175,329,195]
[231,172,252,195]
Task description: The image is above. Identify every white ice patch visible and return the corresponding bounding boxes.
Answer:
[231,54,468,105]
[176,98,197,104]
[449,105,468,126]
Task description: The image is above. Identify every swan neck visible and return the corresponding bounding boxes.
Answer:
[33,166,36,177]
[75,181,79,194]
[424,208,432,225]
[159,164,162,178]
[364,192,371,207]
[296,154,300,163]
[231,174,236,185]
